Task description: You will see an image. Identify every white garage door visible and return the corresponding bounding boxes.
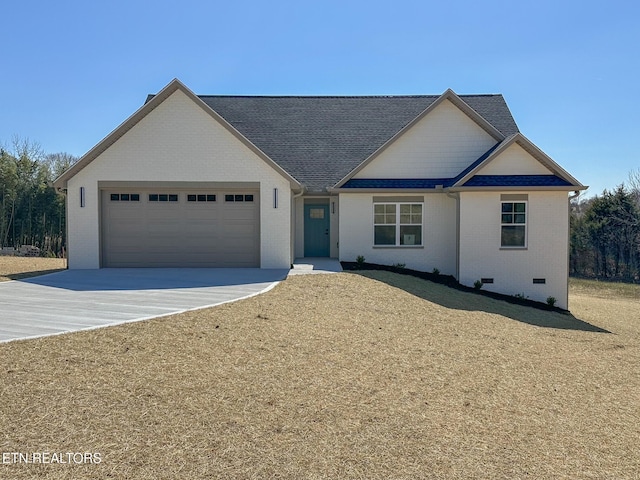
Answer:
[101,189,259,267]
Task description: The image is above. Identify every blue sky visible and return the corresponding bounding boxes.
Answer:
[2,0,638,197]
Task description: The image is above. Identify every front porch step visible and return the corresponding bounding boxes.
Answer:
[288,258,343,276]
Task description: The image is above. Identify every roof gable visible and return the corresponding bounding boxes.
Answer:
[451,133,585,189]
[54,79,301,190]
[349,97,499,181]
[333,90,512,189]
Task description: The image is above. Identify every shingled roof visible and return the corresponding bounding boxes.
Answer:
[191,95,520,192]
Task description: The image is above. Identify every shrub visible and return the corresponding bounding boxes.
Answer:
[473,280,483,290]
[432,268,440,275]
[546,296,557,307]
[355,255,365,268]
[514,292,528,300]
[392,262,406,269]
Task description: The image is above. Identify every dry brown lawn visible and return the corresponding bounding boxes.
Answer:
[0,257,66,282]
[1,264,639,479]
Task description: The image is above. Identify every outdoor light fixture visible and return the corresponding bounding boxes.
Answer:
[332,201,335,214]
[273,188,278,208]
[80,187,85,207]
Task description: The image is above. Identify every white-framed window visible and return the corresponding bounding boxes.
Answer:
[501,201,527,247]
[373,203,423,246]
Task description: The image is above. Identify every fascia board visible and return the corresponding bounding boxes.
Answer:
[513,133,585,188]
[332,89,506,189]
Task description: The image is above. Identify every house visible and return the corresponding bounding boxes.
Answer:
[54,79,586,309]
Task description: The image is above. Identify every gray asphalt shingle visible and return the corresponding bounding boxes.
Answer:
[196,95,519,192]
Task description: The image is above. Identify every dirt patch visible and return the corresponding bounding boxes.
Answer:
[0,257,66,282]
[1,271,638,479]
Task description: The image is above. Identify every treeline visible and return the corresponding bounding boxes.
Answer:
[570,172,640,282]
[0,138,77,256]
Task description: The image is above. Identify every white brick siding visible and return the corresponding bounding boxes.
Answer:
[354,99,497,179]
[338,193,457,275]
[477,143,553,176]
[458,191,569,309]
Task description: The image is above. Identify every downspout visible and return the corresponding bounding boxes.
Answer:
[566,190,581,310]
[446,190,460,281]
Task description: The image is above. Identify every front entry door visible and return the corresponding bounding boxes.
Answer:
[304,204,330,257]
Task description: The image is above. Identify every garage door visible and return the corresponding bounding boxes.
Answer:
[101,189,259,267]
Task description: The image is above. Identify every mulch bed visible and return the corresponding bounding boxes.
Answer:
[341,261,567,312]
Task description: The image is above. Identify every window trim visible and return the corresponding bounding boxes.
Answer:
[373,202,424,247]
[500,200,527,249]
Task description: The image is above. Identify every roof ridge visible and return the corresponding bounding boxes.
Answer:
[195,94,504,99]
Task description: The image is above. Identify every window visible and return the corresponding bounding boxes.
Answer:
[501,201,527,247]
[373,203,422,246]
[110,193,140,202]
[149,194,178,202]
[309,208,325,219]
[187,194,216,202]
[225,194,254,202]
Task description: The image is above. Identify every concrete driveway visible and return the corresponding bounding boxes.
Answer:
[0,268,288,343]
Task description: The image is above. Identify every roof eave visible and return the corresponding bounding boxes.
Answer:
[448,185,589,193]
[329,187,447,194]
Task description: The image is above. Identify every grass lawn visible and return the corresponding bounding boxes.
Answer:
[1,263,639,479]
[0,257,66,282]
[570,276,640,301]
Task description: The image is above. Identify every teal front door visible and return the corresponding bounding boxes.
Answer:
[304,204,330,257]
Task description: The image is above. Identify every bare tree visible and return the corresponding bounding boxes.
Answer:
[628,169,640,207]
[45,152,78,180]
